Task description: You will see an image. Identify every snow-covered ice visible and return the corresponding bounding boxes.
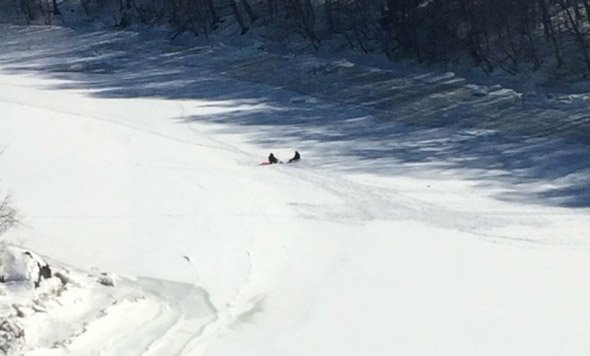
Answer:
[1,25,590,355]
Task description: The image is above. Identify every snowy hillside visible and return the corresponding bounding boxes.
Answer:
[1,24,590,355]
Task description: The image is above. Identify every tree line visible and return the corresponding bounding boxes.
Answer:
[10,0,590,76]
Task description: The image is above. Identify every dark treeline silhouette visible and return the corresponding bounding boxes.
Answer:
[7,0,590,76]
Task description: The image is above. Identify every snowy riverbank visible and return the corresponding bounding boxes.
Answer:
[1,25,590,355]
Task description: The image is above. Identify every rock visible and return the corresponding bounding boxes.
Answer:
[0,246,51,289]
[97,273,117,287]
[0,320,24,355]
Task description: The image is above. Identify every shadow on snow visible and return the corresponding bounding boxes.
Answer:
[0,24,589,208]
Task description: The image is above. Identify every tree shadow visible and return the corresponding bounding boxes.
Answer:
[1,24,589,208]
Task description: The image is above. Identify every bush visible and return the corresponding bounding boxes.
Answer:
[0,194,17,237]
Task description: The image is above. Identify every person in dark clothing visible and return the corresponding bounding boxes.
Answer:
[288,151,300,163]
[268,153,279,164]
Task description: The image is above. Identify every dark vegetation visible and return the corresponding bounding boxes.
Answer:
[5,0,590,77]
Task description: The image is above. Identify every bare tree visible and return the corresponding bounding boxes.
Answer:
[229,0,249,34]
[0,193,17,237]
[240,0,258,23]
[11,0,590,76]
[559,0,590,72]
[0,149,17,237]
